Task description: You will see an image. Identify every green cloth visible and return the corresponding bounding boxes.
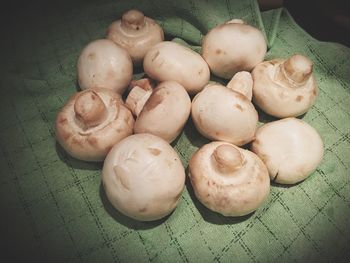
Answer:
[1,0,349,262]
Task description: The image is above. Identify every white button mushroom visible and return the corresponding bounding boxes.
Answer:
[107,9,164,66]
[251,118,324,184]
[189,141,270,216]
[102,133,185,221]
[191,83,258,146]
[77,39,133,95]
[55,88,134,161]
[202,19,266,79]
[252,54,317,118]
[226,71,253,101]
[126,80,191,143]
[143,41,210,95]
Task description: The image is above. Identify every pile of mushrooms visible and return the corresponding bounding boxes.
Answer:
[55,9,324,221]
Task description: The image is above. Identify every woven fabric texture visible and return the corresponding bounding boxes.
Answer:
[0,0,349,262]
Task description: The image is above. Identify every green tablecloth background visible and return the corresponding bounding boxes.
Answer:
[0,0,349,262]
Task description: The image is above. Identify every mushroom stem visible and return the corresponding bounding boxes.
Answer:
[226,19,245,24]
[211,145,243,174]
[74,90,108,129]
[121,9,146,31]
[276,54,313,87]
[125,86,153,116]
[128,78,155,92]
[226,71,253,100]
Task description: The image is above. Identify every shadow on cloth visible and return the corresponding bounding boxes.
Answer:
[182,117,210,148]
[99,183,171,230]
[55,141,102,171]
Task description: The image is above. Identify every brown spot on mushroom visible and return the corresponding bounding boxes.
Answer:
[235,104,243,111]
[234,91,247,101]
[72,137,84,146]
[151,50,160,62]
[312,88,317,96]
[143,90,164,111]
[139,207,147,212]
[88,53,95,59]
[148,148,161,156]
[87,136,98,146]
[216,49,222,55]
[216,195,229,208]
[57,116,68,124]
[60,130,72,140]
[198,68,203,75]
[116,128,123,133]
[296,95,303,102]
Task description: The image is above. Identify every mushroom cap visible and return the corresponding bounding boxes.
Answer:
[143,41,210,95]
[191,83,258,146]
[252,55,317,118]
[102,133,185,221]
[55,88,134,161]
[227,71,253,100]
[202,20,266,79]
[107,9,164,65]
[77,39,133,95]
[189,141,270,216]
[251,118,324,184]
[133,81,191,143]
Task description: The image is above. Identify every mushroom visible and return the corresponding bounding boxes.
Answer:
[227,71,253,101]
[128,77,156,93]
[252,54,317,118]
[143,41,210,95]
[102,133,185,221]
[107,9,164,65]
[191,83,258,146]
[202,19,266,79]
[126,80,191,143]
[251,118,324,184]
[77,39,133,95]
[189,141,270,216]
[55,88,134,161]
